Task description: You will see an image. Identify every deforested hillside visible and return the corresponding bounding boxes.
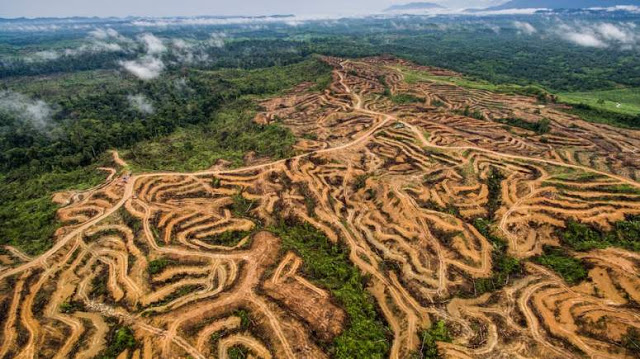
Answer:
[2,56,640,359]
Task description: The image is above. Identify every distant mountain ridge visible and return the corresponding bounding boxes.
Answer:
[385,2,445,12]
[488,0,640,10]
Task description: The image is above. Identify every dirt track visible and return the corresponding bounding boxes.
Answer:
[2,56,640,358]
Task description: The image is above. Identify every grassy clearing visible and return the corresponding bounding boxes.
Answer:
[270,220,390,359]
[398,65,640,130]
[397,67,549,99]
[558,88,640,117]
[562,103,640,129]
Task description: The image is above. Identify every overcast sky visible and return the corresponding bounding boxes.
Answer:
[1,0,505,18]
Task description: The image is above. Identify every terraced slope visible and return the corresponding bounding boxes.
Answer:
[1,56,640,359]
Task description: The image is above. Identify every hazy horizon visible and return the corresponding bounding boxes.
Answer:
[1,0,505,18]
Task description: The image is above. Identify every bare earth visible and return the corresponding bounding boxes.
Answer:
[1,56,640,358]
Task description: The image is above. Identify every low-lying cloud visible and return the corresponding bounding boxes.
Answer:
[554,21,639,49]
[139,33,167,54]
[166,31,228,65]
[120,55,165,80]
[127,94,155,114]
[208,32,227,48]
[513,21,536,35]
[563,31,608,48]
[119,32,169,80]
[89,27,123,40]
[33,50,60,61]
[22,27,129,63]
[0,90,53,129]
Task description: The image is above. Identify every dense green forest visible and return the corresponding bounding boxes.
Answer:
[3,14,640,92]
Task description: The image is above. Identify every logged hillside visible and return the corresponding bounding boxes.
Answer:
[1,56,640,359]
[0,59,332,255]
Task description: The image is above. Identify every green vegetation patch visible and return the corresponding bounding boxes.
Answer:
[99,326,136,359]
[147,258,175,275]
[230,191,259,219]
[123,98,296,172]
[270,220,390,359]
[558,218,640,252]
[201,230,252,247]
[471,218,522,296]
[0,166,105,255]
[562,103,640,129]
[59,300,85,314]
[534,246,588,285]
[496,117,551,135]
[485,168,504,218]
[466,169,522,295]
[228,345,250,359]
[454,106,485,121]
[390,93,424,105]
[411,320,452,359]
[623,327,640,356]
[352,174,371,192]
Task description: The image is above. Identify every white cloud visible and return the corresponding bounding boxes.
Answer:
[0,90,53,129]
[513,21,536,35]
[23,28,129,63]
[63,41,123,56]
[486,23,501,34]
[172,38,191,50]
[0,24,62,32]
[563,32,608,48]
[139,33,167,54]
[169,38,203,64]
[116,34,169,80]
[33,50,60,61]
[595,23,634,43]
[593,5,640,13]
[89,28,122,40]
[208,32,227,48]
[127,94,155,114]
[120,56,165,80]
[553,21,639,49]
